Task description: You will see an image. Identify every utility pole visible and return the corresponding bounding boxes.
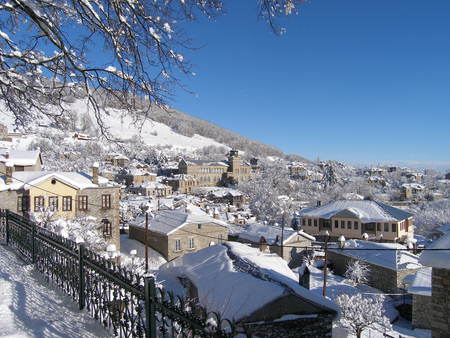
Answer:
[322,230,330,297]
[144,212,149,273]
[281,216,285,259]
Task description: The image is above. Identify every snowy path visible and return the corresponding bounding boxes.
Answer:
[0,244,111,338]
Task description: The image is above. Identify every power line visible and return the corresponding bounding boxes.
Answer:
[3,170,450,251]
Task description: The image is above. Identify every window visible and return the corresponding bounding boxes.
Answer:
[302,219,306,226]
[308,219,312,227]
[334,220,339,228]
[49,196,59,211]
[102,219,112,237]
[218,234,224,243]
[34,196,45,212]
[174,239,181,252]
[17,196,30,211]
[198,224,202,230]
[188,237,195,249]
[384,223,389,232]
[341,220,345,229]
[377,223,381,231]
[347,221,352,229]
[101,194,111,209]
[78,196,88,211]
[354,221,358,230]
[62,196,72,211]
[392,224,397,232]
[313,219,318,227]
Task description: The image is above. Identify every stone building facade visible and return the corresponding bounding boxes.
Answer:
[328,249,422,293]
[412,294,433,330]
[178,150,251,187]
[163,175,199,194]
[129,215,228,261]
[430,268,450,337]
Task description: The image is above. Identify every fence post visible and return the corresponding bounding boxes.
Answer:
[31,222,37,264]
[5,210,10,245]
[78,244,85,310]
[144,276,157,338]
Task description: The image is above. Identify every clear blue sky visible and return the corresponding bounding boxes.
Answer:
[170,0,450,169]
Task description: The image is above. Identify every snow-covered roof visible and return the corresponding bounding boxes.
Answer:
[434,223,450,235]
[234,223,315,245]
[134,181,170,189]
[330,239,422,271]
[0,171,113,191]
[419,231,450,270]
[128,168,155,176]
[401,183,425,190]
[407,268,432,296]
[342,193,364,200]
[130,205,228,236]
[0,149,41,166]
[157,242,338,322]
[181,159,228,167]
[298,200,413,223]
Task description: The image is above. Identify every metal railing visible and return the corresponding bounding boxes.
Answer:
[0,209,235,337]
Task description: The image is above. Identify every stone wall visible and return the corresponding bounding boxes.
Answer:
[241,313,334,337]
[328,251,420,293]
[431,268,450,338]
[412,294,433,329]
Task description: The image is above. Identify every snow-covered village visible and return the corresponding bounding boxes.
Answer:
[0,1,449,338]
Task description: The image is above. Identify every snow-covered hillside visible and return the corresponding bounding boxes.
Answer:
[0,99,229,154]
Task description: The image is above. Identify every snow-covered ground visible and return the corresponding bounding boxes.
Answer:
[0,244,110,338]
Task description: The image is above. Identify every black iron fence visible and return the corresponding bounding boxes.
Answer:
[0,210,235,337]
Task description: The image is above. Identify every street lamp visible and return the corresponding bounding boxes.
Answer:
[139,202,152,273]
[130,249,137,269]
[338,235,346,249]
[362,233,369,241]
[379,233,384,241]
[322,230,330,297]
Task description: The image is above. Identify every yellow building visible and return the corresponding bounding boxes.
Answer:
[0,164,121,249]
[298,200,414,242]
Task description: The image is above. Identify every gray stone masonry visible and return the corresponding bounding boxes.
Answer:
[431,268,450,338]
[412,294,433,330]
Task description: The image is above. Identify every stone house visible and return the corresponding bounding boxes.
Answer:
[128,205,228,261]
[328,239,423,293]
[163,174,199,194]
[158,242,338,336]
[407,268,433,330]
[299,200,414,242]
[0,164,121,249]
[178,150,251,187]
[230,223,315,264]
[128,181,172,198]
[0,149,43,172]
[419,232,450,338]
[104,153,129,167]
[116,168,157,187]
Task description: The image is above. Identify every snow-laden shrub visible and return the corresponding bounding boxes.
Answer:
[344,260,370,286]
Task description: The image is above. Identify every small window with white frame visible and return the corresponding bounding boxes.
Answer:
[188,237,195,250]
[174,239,181,252]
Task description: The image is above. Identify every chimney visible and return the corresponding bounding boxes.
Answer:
[5,161,13,184]
[299,266,310,289]
[5,151,9,159]
[259,236,268,252]
[92,162,99,185]
[316,200,321,207]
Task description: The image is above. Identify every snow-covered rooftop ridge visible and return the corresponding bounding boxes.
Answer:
[419,231,450,270]
[330,239,422,270]
[164,174,197,181]
[407,268,432,296]
[234,223,315,244]
[134,181,170,189]
[298,200,413,223]
[182,158,229,167]
[0,170,114,191]
[130,205,228,235]
[0,148,41,166]
[157,242,338,322]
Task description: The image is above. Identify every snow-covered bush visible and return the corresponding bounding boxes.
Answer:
[344,260,370,286]
[336,293,392,338]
